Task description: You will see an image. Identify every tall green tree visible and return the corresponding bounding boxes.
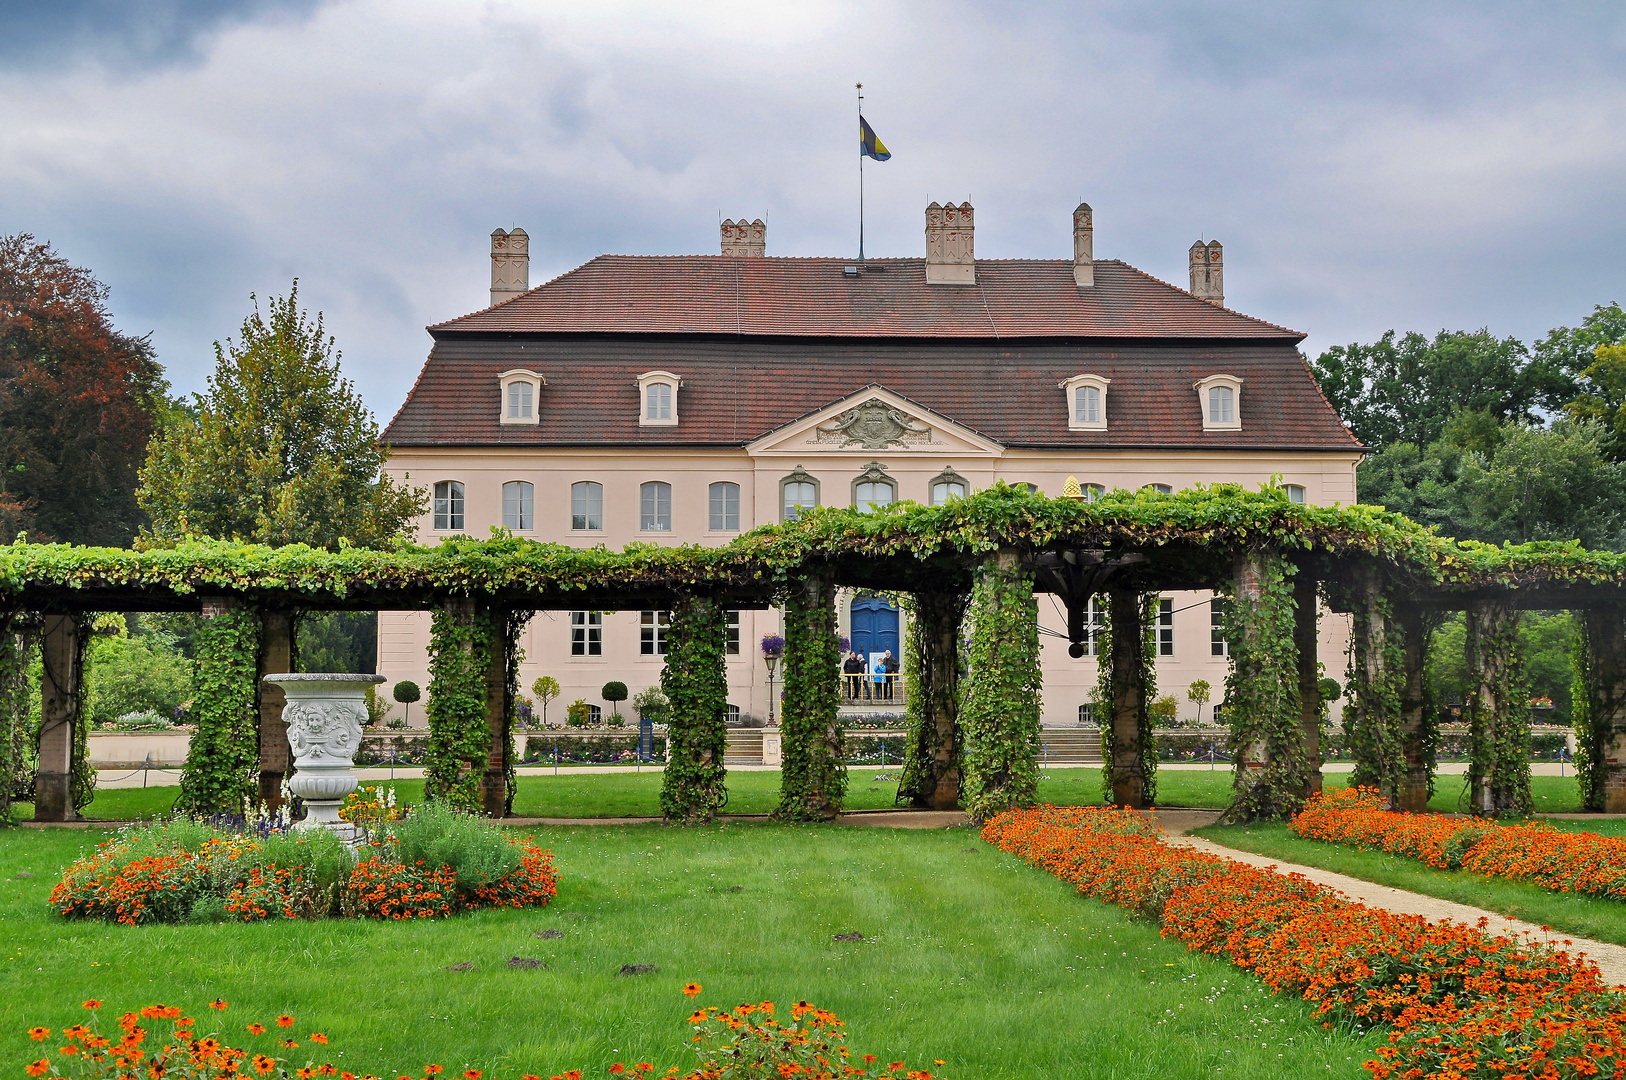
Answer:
[1536,302,1626,389]
[138,282,422,549]
[1565,343,1626,462]
[1310,329,1566,451]
[0,234,169,545]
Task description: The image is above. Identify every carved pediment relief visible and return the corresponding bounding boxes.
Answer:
[812,398,932,449]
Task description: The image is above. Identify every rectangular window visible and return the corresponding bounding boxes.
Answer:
[1075,385,1100,423]
[1209,386,1234,424]
[507,381,533,419]
[1083,483,1105,502]
[646,383,672,421]
[1085,596,1104,657]
[571,481,603,531]
[725,610,740,655]
[1157,598,1174,656]
[709,482,740,531]
[1285,484,1306,505]
[726,704,741,725]
[502,480,533,530]
[640,610,670,655]
[570,611,602,656]
[641,481,671,531]
[931,480,967,505]
[1211,598,1229,657]
[782,481,817,521]
[433,480,464,531]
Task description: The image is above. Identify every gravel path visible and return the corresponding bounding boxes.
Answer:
[1149,808,1626,986]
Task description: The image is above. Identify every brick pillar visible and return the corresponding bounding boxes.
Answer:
[1234,556,1268,786]
[258,610,294,810]
[1107,589,1150,808]
[1585,607,1626,813]
[1294,573,1323,800]
[1395,604,1431,812]
[481,608,511,818]
[35,613,84,822]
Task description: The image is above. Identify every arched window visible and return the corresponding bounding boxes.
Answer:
[502,481,533,530]
[852,465,896,511]
[507,381,533,420]
[726,704,741,725]
[433,481,464,531]
[640,481,672,531]
[1208,386,1233,423]
[1195,374,1243,430]
[929,467,968,506]
[571,481,603,531]
[497,369,542,425]
[1145,483,1173,495]
[781,466,819,522]
[1083,483,1105,502]
[1285,484,1306,505]
[637,371,681,426]
[646,382,671,421]
[709,482,740,531]
[1059,373,1110,431]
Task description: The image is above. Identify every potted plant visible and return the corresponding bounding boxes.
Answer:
[602,681,628,726]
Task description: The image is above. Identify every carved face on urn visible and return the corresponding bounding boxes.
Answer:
[285,700,364,765]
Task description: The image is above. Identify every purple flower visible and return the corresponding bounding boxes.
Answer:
[760,634,785,658]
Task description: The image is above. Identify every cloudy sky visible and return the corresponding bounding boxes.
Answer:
[3,1,1623,419]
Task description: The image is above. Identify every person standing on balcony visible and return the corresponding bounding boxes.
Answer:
[844,651,866,701]
[880,649,899,701]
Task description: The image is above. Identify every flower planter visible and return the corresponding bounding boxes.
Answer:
[263,673,385,830]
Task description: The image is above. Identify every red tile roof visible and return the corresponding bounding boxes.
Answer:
[431,256,1303,340]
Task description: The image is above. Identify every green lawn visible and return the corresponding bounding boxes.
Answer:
[1192,821,1626,947]
[0,824,1380,1079]
[11,767,1593,822]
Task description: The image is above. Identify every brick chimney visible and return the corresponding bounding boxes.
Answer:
[490,228,529,307]
[1073,203,1094,288]
[1189,240,1223,306]
[720,218,765,257]
[924,201,975,284]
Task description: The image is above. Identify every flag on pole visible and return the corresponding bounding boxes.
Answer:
[859,116,891,161]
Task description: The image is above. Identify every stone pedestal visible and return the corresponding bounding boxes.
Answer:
[761,728,783,766]
[263,673,385,831]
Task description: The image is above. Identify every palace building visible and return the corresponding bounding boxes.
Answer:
[378,203,1362,729]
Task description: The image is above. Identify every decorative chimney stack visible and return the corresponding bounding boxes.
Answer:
[924,202,975,284]
[720,218,766,257]
[490,228,529,307]
[1189,240,1223,306]
[1072,203,1094,288]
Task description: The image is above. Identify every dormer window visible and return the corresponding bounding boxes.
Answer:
[1195,374,1243,431]
[1058,374,1110,431]
[497,369,543,426]
[637,371,682,427]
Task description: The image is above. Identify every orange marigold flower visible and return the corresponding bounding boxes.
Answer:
[608,1067,626,1076]
[462,1071,481,1079]
[246,1024,267,1035]
[633,1067,652,1075]
[29,1027,50,1041]
[276,1015,296,1029]
[27,1059,50,1077]
[424,1065,443,1075]
[210,1000,229,1012]
[281,1040,300,1049]
[311,1033,329,1045]
[682,982,702,999]
[253,1055,276,1075]
[297,1068,316,1080]
[83,1001,102,1011]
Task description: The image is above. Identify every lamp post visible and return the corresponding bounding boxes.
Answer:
[765,652,779,727]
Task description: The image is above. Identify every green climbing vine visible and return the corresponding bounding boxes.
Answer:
[659,596,730,824]
[1467,602,1532,816]
[1573,619,1602,810]
[502,609,532,816]
[959,552,1042,823]
[424,600,502,814]
[0,613,39,820]
[1223,554,1309,820]
[176,607,260,815]
[1343,589,1407,804]
[775,573,845,822]
[897,590,968,809]
[1096,592,1158,807]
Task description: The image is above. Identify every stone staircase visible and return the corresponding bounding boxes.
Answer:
[1035,728,1103,765]
[723,728,764,765]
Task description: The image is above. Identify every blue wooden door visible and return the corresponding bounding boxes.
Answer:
[849,595,900,658]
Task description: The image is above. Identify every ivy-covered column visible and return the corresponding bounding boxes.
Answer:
[1224,552,1308,820]
[1394,604,1436,812]
[898,590,969,810]
[1294,573,1323,799]
[1344,570,1405,805]
[775,572,846,822]
[1575,607,1626,812]
[960,550,1042,823]
[660,596,729,823]
[35,613,87,821]
[1098,590,1156,808]
[177,598,260,815]
[257,610,295,811]
[425,597,503,814]
[0,613,40,822]
[1466,598,1532,816]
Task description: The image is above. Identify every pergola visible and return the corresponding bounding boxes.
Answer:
[3,485,1623,824]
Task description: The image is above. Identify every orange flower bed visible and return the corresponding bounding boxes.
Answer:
[982,804,1626,1078]
[1291,787,1626,900]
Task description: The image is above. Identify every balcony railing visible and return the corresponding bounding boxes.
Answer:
[840,672,903,706]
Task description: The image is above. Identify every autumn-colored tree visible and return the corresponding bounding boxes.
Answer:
[138,281,422,549]
[0,234,168,545]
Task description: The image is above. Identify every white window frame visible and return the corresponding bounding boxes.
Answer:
[1084,596,1105,657]
[636,370,682,427]
[640,610,670,655]
[640,481,672,532]
[1211,598,1229,657]
[1195,374,1243,431]
[502,480,534,531]
[709,482,741,532]
[1145,483,1174,495]
[571,481,603,531]
[497,369,543,426]
[433,480,464,531]
[1285,484,1307,505]
[725,610,741,655]
[1157,598,1174,657]
[1082,483,1105,503]
[570,611,603,656]
[1058,374,1110,431]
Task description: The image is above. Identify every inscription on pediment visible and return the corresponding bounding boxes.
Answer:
[810,398,932,449]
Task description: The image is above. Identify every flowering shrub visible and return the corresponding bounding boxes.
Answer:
[982,803,1626,1079]
[337,785,402,834]
[51,814,555,924]
[1291,786,1626,899]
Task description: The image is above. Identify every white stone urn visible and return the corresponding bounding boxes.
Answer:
[262,673,386,830]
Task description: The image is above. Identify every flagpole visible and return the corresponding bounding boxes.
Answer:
[857,82,864,262]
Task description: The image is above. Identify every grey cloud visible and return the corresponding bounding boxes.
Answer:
[0,0,324,70]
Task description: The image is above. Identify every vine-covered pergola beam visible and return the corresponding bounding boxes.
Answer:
[1394,603,1432,812]
[258,610,294,811]
[1466,597,1533,816]
[960,550,1042,823]
[1293,573,1323,800]
[659,595,729,824]
[35,613,84,822]
[1582,608,1626,812]
[775,570,845,822]
[897,589,968,811]
[1031,551,1145,657]
[1104,589,1155,808]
